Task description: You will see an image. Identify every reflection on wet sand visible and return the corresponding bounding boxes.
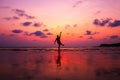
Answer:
[0,48,120,80]
[56,48,61,69]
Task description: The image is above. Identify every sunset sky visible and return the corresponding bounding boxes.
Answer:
[0,0,120,47]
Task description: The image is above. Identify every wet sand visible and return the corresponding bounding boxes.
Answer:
[0,47,120,80]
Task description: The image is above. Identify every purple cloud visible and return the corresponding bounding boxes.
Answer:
[0,6,10,9]
[93,32,100,35]
[3,17,11,20]
[24,32,31,36]
[3,8,35,21]
[109,20,120,27]
[73,0,83,8]
[13,9,35,19]
[93,18,111,26]
[110,35,119,39]
[100,19,111,26]
[13,9,25,16]
[31,31,48,38]
[26,15,35,19]
[12,29,23,33]
[3,16,20,21]
[85,30,99,35]
[88,36,93,39]
[9,34,16,36]
[85,30,92,35]
[14,9,24,13]
[12,16,19,20]
[47,32,53,35]
[43,29,49,32]
[33,22,43,27]
[22,22,32,26]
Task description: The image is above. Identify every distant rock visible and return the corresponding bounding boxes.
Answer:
[100,43,120,47]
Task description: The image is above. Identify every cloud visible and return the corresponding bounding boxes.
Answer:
[33,22,43,27]
[12,29,23,33]
[65,24,78,29]
[93,32,100,35]
[12,16,20,20]
[26,15,35,19]
[24,32,32,36]
[3,16,20,20]
[94,11,101,15]
[9,34,17,36]
[73,24,77,27]
[14,9,24,13]
[43,29,49,32]
[93,18,111,26]
[85,30,99,35]
[79,36,83,38]
[24,31,49,38]
[73,0,83,8]
[93,18,120,27]
[109,20,120,27]
[22,22,32,26]
[88,36,93,39]
[3,17,11,20]
[13,9,35,19]
[110,35,119,39]
[0,6,10,9]
[13,9,25,16]
[0,33,5,36]
[0,33,16,37]
[85,30,92,35]
[47,32,53,35]
[66,33,70,35]
[65,25,71,29]
[31,31,47,38]
[2,8,35,21]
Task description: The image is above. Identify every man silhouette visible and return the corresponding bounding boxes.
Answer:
[54,32,64,48]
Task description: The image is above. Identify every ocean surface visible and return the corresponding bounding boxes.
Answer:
[0,47,120,80]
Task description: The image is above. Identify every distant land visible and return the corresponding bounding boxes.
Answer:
[100,43,120,47]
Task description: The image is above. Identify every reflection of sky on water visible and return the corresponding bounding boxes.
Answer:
[0,47,120,80]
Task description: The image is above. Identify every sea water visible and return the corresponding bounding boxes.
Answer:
[0,47,120,80]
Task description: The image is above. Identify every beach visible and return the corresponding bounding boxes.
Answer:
[0,47,120,80]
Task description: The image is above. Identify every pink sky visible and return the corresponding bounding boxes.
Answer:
[0,0,120,47]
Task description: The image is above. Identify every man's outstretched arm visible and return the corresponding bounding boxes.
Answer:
[59,32,62,38]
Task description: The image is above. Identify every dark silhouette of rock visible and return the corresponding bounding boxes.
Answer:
[100,43,120,47]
